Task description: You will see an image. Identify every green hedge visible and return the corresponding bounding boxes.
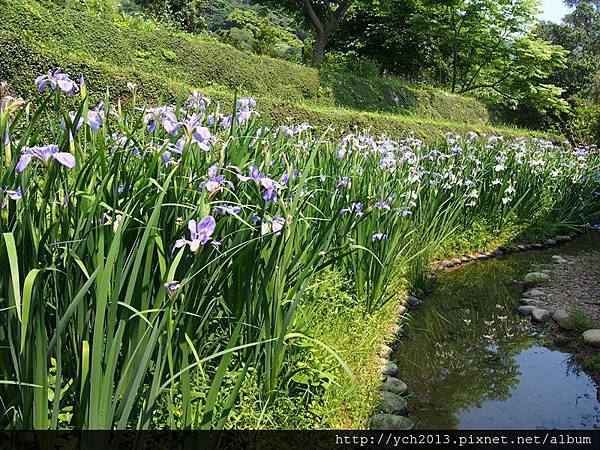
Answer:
[1,0,320,102]
[325,73,491,125]
[1,0,552,140]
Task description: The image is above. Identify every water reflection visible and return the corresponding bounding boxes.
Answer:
[395,233,600,429]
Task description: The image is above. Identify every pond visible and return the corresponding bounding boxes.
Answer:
[394,232,600,429]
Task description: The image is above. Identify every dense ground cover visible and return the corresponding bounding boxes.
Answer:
[0,0,538,141]
[0,70,599,429]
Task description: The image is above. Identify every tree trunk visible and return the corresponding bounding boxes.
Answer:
[312,32,327,67]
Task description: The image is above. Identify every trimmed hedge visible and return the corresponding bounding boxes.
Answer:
[1,0,320,102]
[326,73,491,125]
[1,0,553,140]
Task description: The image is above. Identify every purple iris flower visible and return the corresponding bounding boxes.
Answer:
[236,97,257,111]
[272,215,285,234]
[172,216,216,255]
[200,163,233,193]
[144,106,179,135]
[2,187,22,209]
[337,177,352,189]
[214,204,242,215]
[16,145,76,173]
[372,232,389,242]
[187,91,210,111]
[164,280,181,296]
[190,127,216,151]
[260,177,280,203]
[220,115,232,130]
[340,202,363,216]
[35,68,78,95]
[61,110,103,132]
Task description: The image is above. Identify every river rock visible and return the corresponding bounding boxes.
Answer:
[552,309,572,330]
[379,390,409,415]
[524,272,550,285]
[544,239,557,246]
[517,245,527,251]
[551,255,568,264]
[461,256,470,263]
[382,377,408,396]
[532,243,544,249]
[397,305,408,315]
[519,298,542,306]
[379,344,393,359]
[517,305,537,316]
[451,258,462,265]
[388,325,401,336]
[522,288,545,298]
[582,330,600,348]
[556,235,572,242]
[532,308,551,322]
[407,296,422,307]
[440,260,454,269]
[371,414,414,430]
[381,362,399,376]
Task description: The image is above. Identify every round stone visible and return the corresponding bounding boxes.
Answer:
[407,296,422,307]
[532,308,551,322]
[524,272,550,285]
[522,288,545,299]
[517,305,536,316]
[397,305,407,315]
[371,414,414,430]
[582,330,600,348]
[379,344,393,359]
[544,239,557,246]
[552,309,572,330]
[551,255,568,264]
[519,298,542,306]
[381,362,399,376]
[382,377,408,395]
[388,325,401,335]
[379,390,409,415]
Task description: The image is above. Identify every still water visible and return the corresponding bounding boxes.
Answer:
[394,233,600,429]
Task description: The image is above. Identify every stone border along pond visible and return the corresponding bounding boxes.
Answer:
[369,230,596,431]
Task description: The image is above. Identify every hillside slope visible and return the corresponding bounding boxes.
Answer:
[0,0,552,139]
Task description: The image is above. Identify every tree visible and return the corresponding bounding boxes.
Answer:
[257,0,358,66]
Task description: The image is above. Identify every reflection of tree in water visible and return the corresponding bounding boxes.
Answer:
[396,257,542,429]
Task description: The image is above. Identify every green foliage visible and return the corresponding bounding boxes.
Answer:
[217,8,303,62]
[537,0,600,143]
[333,0,570,122]
[131,0,207,33]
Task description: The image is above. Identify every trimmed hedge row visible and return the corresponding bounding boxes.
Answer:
[326,73,491,125]
[1,0,553,140]
[1,0,497,123]
[0,30,554,142]
[1,0,320,102]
